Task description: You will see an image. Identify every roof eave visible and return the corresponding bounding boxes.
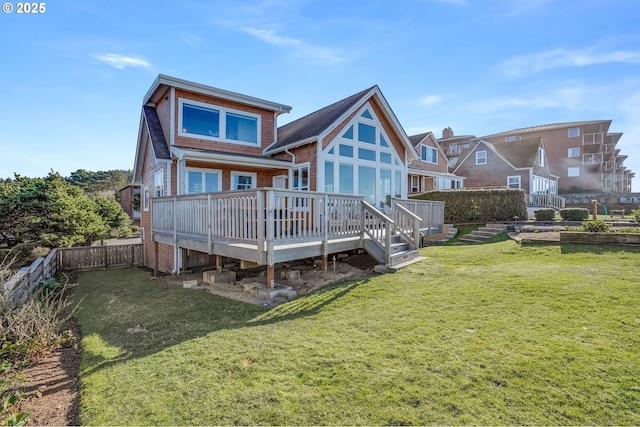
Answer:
[144,74,293,113]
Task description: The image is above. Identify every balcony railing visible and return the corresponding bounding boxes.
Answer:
[583,132,604,145]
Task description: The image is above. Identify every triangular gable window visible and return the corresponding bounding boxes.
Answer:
[328,147,334,155]
[343,125,353,140]
[361,109,373,119]
[380,133,389,147]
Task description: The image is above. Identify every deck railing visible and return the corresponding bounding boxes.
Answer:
[152,189,366,246]
[151,189,440,268]
[392,203,421,249]
[528,194,566,210]
[391,198,445,235]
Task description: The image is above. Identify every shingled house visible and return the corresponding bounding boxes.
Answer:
[452,137,564,210]
[132,75,444,283]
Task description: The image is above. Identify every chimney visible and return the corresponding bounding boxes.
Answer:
[442,127,454,139]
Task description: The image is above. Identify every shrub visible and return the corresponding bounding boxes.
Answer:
[411,189,527,223]
[631,208,640,223]
[1,269,75,363]
[581,220,610,233]
[560,208,590,221]
[534,209,555,221]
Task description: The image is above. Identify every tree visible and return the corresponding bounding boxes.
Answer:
[0,172,131,250]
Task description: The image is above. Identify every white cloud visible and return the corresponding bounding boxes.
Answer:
[500,47,640,77]
[240,26,345,64]
[182,34,203,46]
[93,53,151,69]
[420,95,443,106]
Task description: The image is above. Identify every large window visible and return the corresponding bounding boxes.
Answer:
[231,171,257,190]
[187,169,221,194]
[476,150,487,165]
[339,164,353,194]
[179,98,260,145]
[421,145,438,164]
[324,161,334,192]
[323,103,405,207]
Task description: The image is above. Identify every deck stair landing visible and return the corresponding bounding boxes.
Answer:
[459,223,508,243]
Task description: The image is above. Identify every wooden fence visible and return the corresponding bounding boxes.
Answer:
[2,244,143,303]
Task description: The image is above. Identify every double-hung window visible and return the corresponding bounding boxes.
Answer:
[421,145,438,164]
[476,150,487,165]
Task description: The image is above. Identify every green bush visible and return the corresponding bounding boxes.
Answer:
[560,208,590,221]
[581,220,611,232]
[534,209,555,221]
[410,189,527,223]
[631,208,640,223]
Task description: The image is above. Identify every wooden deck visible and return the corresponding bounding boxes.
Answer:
[151,188,445,285]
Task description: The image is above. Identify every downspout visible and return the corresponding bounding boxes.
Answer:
[285,148,296,188]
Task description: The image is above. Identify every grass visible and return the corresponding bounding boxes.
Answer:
[74,241,640,426]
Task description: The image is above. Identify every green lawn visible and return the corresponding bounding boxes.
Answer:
[74,241,640,426]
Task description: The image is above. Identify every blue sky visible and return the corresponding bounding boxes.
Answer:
[1,0,639,189]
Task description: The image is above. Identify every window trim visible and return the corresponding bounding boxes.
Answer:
[421,145,438,164]
[178,98,261,146]
[291,163,310,191]
[143,186,149,211]
[230,171,257,190]
[154,171,164,197]
[507,175,521,189]
[186,167,222,194]
[476,150,487,165]
[568,127,580,138]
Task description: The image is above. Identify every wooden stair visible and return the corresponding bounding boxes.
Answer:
[459,223,508,244]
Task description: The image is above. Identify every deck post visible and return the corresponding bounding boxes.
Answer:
[322,255,328,272]
[267,265,275,288]
[216,255,222,271]
[153,241,159,278]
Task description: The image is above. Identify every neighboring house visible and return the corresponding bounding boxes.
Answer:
[481,121,633,192]
[453,137,563,209]
[132,75,436,276]
[407,131,464,194]
[436,127,477,171]
[118,184,141,227]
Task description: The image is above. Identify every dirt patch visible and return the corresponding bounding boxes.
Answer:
[161,251,378,307]
[14,317,81,426]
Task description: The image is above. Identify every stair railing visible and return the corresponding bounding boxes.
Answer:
[392,203,421,250]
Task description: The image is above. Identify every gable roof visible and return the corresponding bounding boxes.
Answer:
[408,131,433,148]
[493,137,542,168]
[142,106,171,160]
[266,85,418,160]
[453,137,549,174]
[267,86,374,153]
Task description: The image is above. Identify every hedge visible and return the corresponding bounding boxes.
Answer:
[410,189,528,223]
[534,209,555,221]
[560,208,590,221]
